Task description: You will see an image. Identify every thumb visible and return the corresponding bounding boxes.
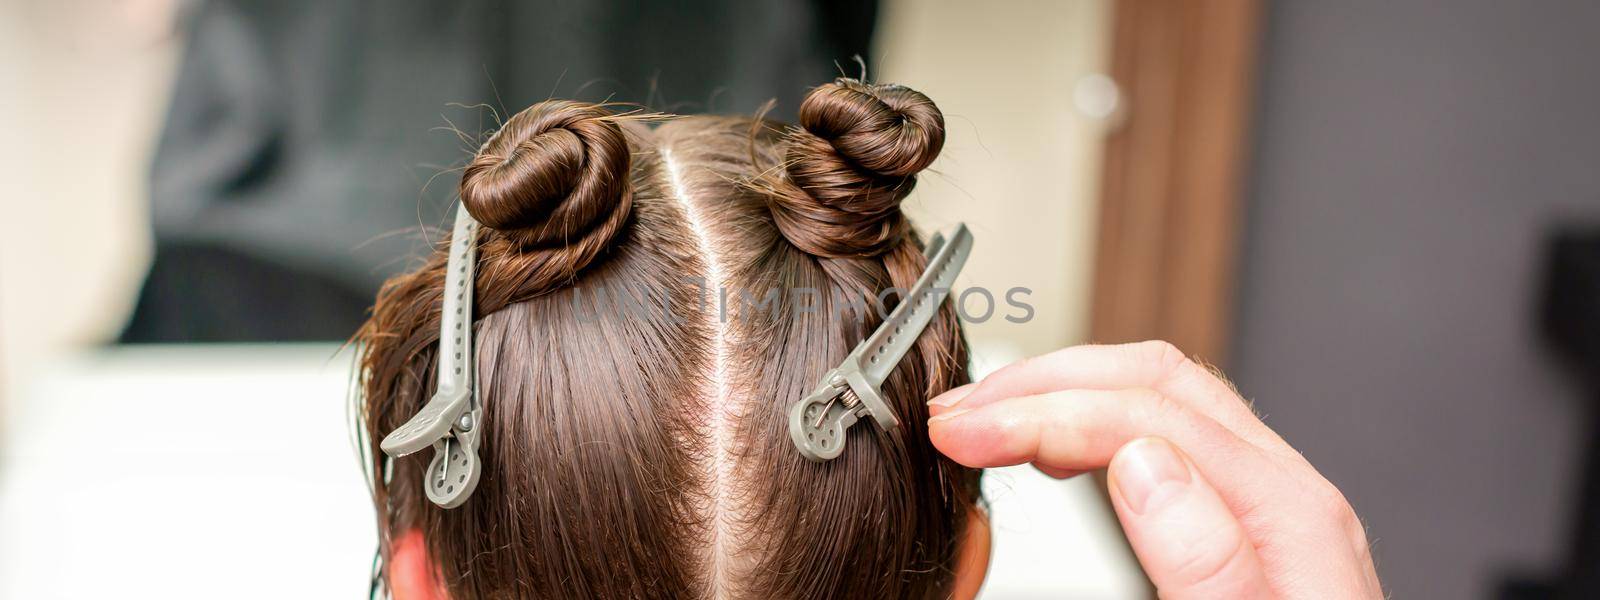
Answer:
[1108,438,1274,600]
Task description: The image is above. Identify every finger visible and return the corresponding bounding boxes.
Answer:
[933,384,1090,477]
[931,342,1286,451]
[930,392,1380,597]
[1034,464,1084,479]
[932,343,1202,411]
[928,388,1276,512]
[928,383,976,418]
[1108,438,1274,599]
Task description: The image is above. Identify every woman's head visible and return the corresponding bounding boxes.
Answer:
[358,79,984,599]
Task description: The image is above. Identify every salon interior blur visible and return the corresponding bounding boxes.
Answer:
[4,0,1599,598]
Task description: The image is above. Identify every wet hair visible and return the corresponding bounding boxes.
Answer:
[356,79,978,599]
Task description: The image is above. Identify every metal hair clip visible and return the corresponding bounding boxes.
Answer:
[789,224,974,461]
[380,204,484,508]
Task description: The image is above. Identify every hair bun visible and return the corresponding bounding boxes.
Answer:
[771,79,945,258]
[460,100,631,251]
[797,79,945,177]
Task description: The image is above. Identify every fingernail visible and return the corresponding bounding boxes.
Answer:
[929,383,978,408]
[928,407,971,423]
[1113,438,1192,515]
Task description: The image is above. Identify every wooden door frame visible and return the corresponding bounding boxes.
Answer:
[1090,0,1264,367]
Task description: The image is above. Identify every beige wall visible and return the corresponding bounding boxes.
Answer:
[0,0,177,410]
[877,0,1113,364]
[875,5,1148,597]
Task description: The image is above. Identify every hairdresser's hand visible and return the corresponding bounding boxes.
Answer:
[927,341,1382,599]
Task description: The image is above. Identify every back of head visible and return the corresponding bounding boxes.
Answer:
[358,79,978,599]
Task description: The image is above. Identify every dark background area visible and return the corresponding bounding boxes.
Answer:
[1233,1,1600,597]
[119,0,875,343]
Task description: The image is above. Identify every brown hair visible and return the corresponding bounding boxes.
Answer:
[357,79,978,599]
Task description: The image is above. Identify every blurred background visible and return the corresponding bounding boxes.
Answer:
[1,0,1597,598]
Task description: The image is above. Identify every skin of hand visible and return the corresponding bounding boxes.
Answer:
[927,341,1383,599]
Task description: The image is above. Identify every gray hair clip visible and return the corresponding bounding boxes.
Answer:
[379,204,484,508]
[789,224,974,461]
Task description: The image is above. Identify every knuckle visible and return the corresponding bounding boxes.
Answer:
[991,354,1036,382]
[1350,520,1376,567]
[1127,387,1179,423]
[1310,480,1362,533]
[1134,339,1189,372]
[1318,484,1350,515]
[1336,498,1371,549]
[1315,484,1376,565]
